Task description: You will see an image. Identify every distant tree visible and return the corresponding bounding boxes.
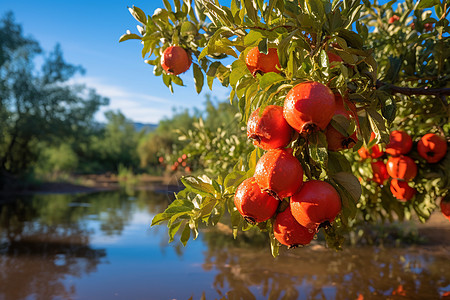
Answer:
[0,12,108,183]
[90,110,144,172]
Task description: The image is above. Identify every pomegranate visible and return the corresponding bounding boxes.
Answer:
[247,105,294,150]
[390,179,416,202]
[440,197,450,222]
[327,51,342,65]
[326,94,358,151]
[283,81,335,135]
[161,46,192,75]
[386,155,417,181]
[273,206,316,248]
[254,148,304,200]
[245,47,281,76]
[385,130,413,156]
[358,132,384,160]
[417,133,448,163]
[389,15,400,24]
[234,177,279,224]
[290,180,342,229]
[371,161,389,185]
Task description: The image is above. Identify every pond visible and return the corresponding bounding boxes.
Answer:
[0,189,449,300]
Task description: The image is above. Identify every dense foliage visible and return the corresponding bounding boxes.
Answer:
[122,0,449,256]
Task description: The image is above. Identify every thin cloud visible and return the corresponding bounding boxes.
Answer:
[70,76,173,124]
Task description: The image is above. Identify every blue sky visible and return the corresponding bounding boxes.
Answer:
[0,0,231,124]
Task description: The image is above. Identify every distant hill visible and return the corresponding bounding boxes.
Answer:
[133,122,158,132]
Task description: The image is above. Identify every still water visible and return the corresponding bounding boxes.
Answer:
[0,189,449,300]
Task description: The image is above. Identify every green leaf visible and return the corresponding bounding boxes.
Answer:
[259,72,285,90]
[415,0,440,9]
[308,131,328,166]
[119,33,142,43]
[224,170,247,191]
[269,227,280,257]
[257,38,268,55]
[244,0,258,23]
[181,176,215,196]
[128,6,147,24]
[331,172,362,205]
[244,31,263,46]
[193,63,204,94]
[180,223,191,246]
[163,0,173,12]
[168,220,184,243]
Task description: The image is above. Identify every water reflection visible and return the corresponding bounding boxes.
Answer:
[0,190,449,299]
[201,229,450,299]
[0,190,170,300]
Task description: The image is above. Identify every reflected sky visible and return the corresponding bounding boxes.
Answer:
[0,190,449,300]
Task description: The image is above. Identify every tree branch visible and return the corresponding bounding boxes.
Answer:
[376,80,450,97]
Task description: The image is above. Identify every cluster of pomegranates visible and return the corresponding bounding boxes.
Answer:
[159,154,192,173]
[359,130,448,202]
[233,47,356,248]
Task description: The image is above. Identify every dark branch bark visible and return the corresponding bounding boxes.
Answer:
[376,80,450,97]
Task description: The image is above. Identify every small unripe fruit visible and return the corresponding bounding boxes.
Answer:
[234,177,279,224]
[161,46,192,75]
[283,81,335,135]
[389,15,400,24]
[247,105,294,150]
[417,133,448,163]
[245,47,281,76]
[254,149,304,200]
[273,206,316,248]
[290,180,342,229]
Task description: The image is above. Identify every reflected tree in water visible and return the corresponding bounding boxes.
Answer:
[200,229,450,300]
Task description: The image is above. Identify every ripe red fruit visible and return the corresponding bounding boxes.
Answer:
[247,105,294,150]
[245,47,281,76]
[273,206,316,248]
[424,23,433,32]
[440,198,450,222]
[161,46,192,75]
[385,130,413,156]
[254,148,304,200]
[290,180,342,229]
[185,166,192,173]
[234,177,279,224]
[389,15,400,24]
[417,133,448,163]
[327,51,343,65]
[181,154,187,160]
[326,94,358,151]
[371,161,389,185]
[386,155,417,181]
[283,81,335,135]
[390,179,416,202]
[358,132,384,160]
[158,156,164,163]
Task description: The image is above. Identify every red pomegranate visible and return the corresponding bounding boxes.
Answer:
[290,180,342,229]
[161,46,192,75]
[283,81,335,135]
[254,148,304,200]
[247,105,294,150]
[245,47,281,76]
[273,206,316,248]
[390,179,416,202]
[234,177,279,224]
[358,132,384,160]
[386,155,417,181]
[385,130,413,156]
[440,197,450,222]
[326,94,358,151]
[371,161,389,185]
[417,133,448,163]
